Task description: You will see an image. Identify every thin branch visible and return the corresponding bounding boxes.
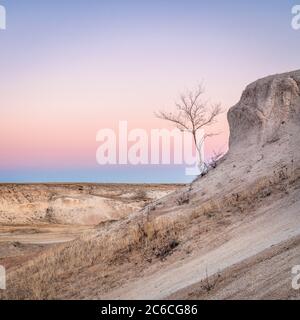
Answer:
[155,111,190,131]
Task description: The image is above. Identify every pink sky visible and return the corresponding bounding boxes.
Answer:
[1,1,299,182]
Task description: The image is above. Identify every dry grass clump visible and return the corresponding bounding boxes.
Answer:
[201,269,220,293]
[176,192,190,206]
[190,165,300,220]
[131,190,148,201]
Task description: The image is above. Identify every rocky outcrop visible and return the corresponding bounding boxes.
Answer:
[228,70,300,151]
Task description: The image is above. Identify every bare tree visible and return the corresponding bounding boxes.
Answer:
[156,85,222,172]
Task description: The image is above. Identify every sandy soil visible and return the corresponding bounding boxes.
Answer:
[168,235,300,300]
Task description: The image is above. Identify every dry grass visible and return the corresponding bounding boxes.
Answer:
[1,165,299,300]
[176,192,190,206]
[0,214,184,299]
[131,190,148,201]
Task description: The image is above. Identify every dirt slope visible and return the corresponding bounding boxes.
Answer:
[103,184,300,299]
[168,235,300,300]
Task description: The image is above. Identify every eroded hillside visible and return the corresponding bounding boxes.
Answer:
[0,184,179,225]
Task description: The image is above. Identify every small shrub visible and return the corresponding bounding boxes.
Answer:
[203,211,215,219]
[133,190,148,201]
[201,269,220,292]
[260,187,272,198]
[176,192,190,206]
[154,239,179,260]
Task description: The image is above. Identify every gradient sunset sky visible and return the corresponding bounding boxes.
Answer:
[0,0,299,183]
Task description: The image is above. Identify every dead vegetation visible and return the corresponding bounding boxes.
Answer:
[154,239,179,261]
[131,190,148,202]
[176,192,190,206]
[201,269,220,292]
[0,213,185,299]
[191,165,300,220]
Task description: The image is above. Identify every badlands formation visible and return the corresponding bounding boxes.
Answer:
[0,184,178,226]
[0,70,300,300]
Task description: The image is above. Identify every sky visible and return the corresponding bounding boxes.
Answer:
[0,0,299,183]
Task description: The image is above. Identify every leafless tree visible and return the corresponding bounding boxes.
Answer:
[156,85,222,172]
